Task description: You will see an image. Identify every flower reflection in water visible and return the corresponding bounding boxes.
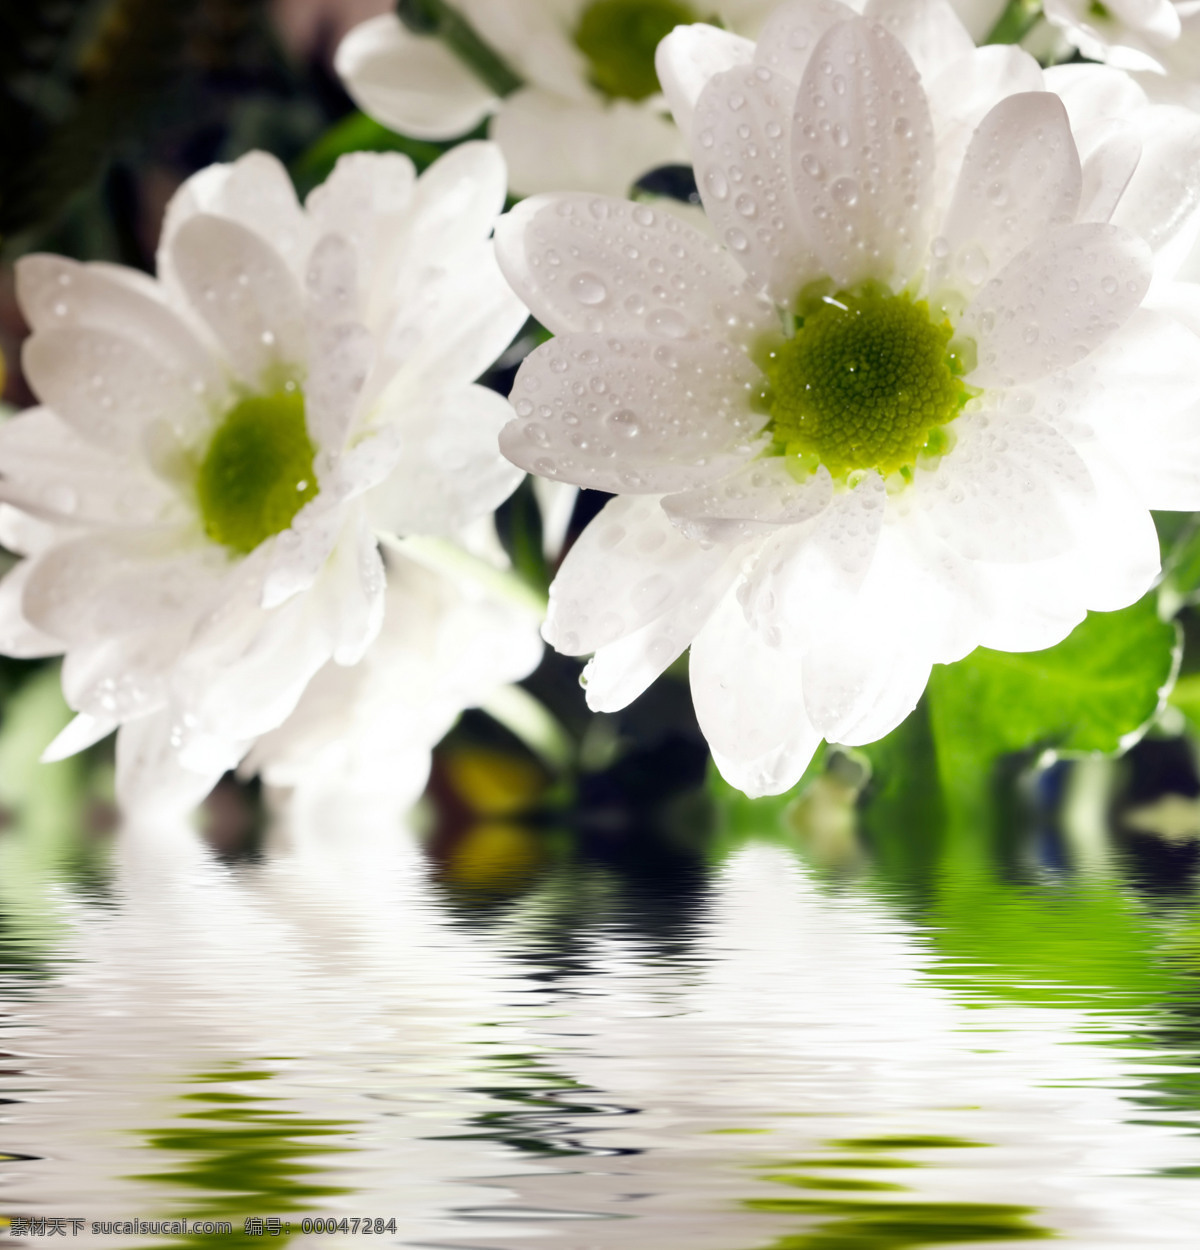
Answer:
[1,797,1199,1247]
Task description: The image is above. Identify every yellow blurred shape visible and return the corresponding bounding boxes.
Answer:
[443,821,542,893]
[444,748,545,816]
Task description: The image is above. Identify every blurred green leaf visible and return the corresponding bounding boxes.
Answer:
[926,594,1178,818]
[1159,512,1200,615]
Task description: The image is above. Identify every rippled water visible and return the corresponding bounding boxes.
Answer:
[2,809,1200,1248]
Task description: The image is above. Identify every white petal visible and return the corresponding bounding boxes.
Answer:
[305,151,417,310]
[1078,126,1142,224]
[493,89,687,198]
[317,517,386,667]
[502,333,763,495]
[790,17,935,289]
[261,501,346,611]
[0,406,181,526]
[368,384,524,536]
[168,214,307,388]
[335,14,496,140]
[582,553,741,712]
[863,0,975,82]
[916,411,1094,562]
[22,326,218,456]
[159,151,313,285]
[656,22,756,135]
[1044,63,1148,132]
[494,192,774,345]
[544,495,734,654]
[60,629,181,721]
[689,587,821,796]
[42,712,118,763]
[740,471,886,649]
[924,46,1044,220]
[662,459,834,544]
[22,529,225,644]
[931,92,1081,308]
[0,560,64,658]
[960,222,1151,388]
[305,307,375,453]
[115,711,231,816]
[16,256,222,403]
[751,0,860,84]
[691,63,819,301]
[1035,308,1200,510]
[380,238,528,401]
[1110,105,1200,281]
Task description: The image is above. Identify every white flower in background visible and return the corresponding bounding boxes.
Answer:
[0,142,528,811]
[336,0,780,196]
[1043,0,1200,87]
[243,529,545,822]
[495,0,1200,797]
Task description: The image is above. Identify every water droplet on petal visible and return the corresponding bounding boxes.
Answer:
[571,273,608,306]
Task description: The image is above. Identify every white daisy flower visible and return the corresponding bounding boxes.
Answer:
[493,0,1200,797]
[335,0,780,197]
[242,527,545,823]
[1042,0,1200,84]
[0,142,528,811]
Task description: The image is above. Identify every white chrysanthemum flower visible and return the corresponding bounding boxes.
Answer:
[242,530,545,821]
[1043,0,1200,84]
[0,142,528,811]
[494,0,1200,797]
[336,0,779,196]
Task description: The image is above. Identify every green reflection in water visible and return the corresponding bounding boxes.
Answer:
[128,1064,355,1248]
[748,1138,1054,1248]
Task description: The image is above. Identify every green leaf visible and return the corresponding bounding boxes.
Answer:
[926,593,1179,822]
[1157,511,1200,614]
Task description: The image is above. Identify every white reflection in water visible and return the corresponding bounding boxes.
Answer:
[1,823,1199,1248]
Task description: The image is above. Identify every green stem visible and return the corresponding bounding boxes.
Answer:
[984,0,1044,44]
[396,0,524,98]
[478,684,574,773]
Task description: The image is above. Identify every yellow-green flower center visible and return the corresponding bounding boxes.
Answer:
[196,387,318,555]
[762,286,973,480]
[574,0,697,101]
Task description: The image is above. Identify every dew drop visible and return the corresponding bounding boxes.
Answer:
[703,167,731,201]
[725,227,750,252]
[830,177,859,207]
[606,409,641,438]
[735,193,758,219]
[647,308,689,339]
[800,153,824,180]
[571,272,608,305]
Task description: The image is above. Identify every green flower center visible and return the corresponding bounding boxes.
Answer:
[762,286,974,481]
[574,0,697,101]
[196,387,318,556]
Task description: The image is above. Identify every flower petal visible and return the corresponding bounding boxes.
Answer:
[1077,126,1142,224]
[168,214,307,388]
[931,92,1081,309]
[544,494,734,654]
[689,587,821,797]
[752,0,861,84]
[0,560,64,658]
[0,406,182,526]
[692,63,821,302]
[790,17,936,289]
[22,326,218,456]
[159,151,313,284]
[22,529,225,645]
[495,192,774,345]
[1110,105,1200,281]
[502,333,763,495]
[492,88,686,198]
[581,553,741,712]
[656,22,756,136]
[368,384,524,536]
[960,222,1151,388]
[915,411,1094,562]
[663,459,834,544]
[335,14,496,140]
[863,0,975,81]
[42,712,118,763]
